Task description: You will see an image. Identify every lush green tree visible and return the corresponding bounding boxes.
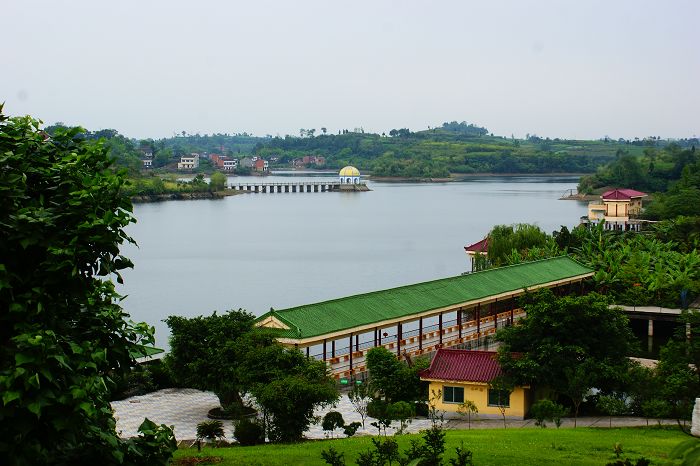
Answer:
[322,411,345,439]
[597,395,628,428]
[0,108,175,464]
[387,401,415,433]
[497,291,634,407]
[164,309,256,409]
[365,347,428,403]
[209,171,227,192]
[457,400,479,429]
[529,399,566,428]
[250,346,338,442]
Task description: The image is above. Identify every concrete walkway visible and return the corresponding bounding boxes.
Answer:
[111,388,679,441]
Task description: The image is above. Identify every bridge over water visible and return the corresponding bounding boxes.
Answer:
[232,180,369,193]
[256,256,594,379]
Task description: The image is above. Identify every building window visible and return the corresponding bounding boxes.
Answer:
[443,386,464,404]
[487,389,511,407]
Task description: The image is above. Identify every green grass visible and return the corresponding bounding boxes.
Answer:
[173,427,685,465]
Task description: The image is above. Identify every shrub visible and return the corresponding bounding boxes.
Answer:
[530,399,567,428]
[320,446,345,466]
[234,418,264,446]
[343,422,361,437]
[322,411,345,438]
[196,420,225,444]
[388,401,415,434]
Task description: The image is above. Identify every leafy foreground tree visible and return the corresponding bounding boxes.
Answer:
[0,107,175,465]
[497,290,634,426]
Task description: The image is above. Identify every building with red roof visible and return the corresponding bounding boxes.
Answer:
[586,188,648,232]
[420,349,531,419]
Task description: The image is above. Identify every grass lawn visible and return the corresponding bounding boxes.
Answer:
[173,426,686,465]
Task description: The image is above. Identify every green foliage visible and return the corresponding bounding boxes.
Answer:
[0,108,175,464]
[387,401,416,434]
[418,425,447,466]
[233,418,265,446]
[245,340,339,443]
[449,441,474,466]
[371,437,400,465]
[486,224,552,267]
[122,418,178,466]
[366,347,428,403]
[456,400,479,429]
[322,411,345,438]
[670,438,700,466]
[496,290,634,423]
[597,396,628,427]
[367,399,393,436]
[529,400,567,428]
[164,310,256,409]
[196,420,226,443]
[343,422,361,438]
[320,446,346,466]
[209,171,228,192]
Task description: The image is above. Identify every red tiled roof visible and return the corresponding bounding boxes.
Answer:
[601,188,647,200]
[464,237,488,254]
[420,349,502,383]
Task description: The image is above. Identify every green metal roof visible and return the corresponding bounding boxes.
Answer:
[256,256,593,341]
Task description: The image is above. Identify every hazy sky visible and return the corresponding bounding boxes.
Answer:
[3,0,699,140]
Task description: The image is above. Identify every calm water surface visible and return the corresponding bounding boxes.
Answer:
[118,175,587,349]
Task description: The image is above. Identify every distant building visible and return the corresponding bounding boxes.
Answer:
[222,159,237,171]
[254,159,269,172]
[339,166,361,184]
[585,188,648,231]
[239,157,254,169]
[292,155,326,168]
[177,153,200,170]
[420,349,531,419]
[141,159,153,168]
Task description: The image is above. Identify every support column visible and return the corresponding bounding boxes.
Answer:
[374,328,378,347]
[323,339,327,362]
[648,319,654,337]
[355,334,359,352]
[476,304,481,334]
[457,309,462,339]
[378,329,382,346]
[306,346,309,358]
[439,313,443,345]
[419,317,423,350]
[349,334,353,371]
[331,340,335,358]
[397,323,402,356]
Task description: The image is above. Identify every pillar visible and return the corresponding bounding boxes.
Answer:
[378,329,382,345]
[306,346,309,358]
[648,319,654,337]
[397,323,402,356]
[355,334,359,352]
[349,334,353,370]
[419,317,423,350]
[476,304,481,334]
[458,309,462,339]
[439,313,443,345]
[323,339,327,362]
[331,340,335,358]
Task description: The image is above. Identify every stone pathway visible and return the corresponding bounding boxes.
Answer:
[111,388,678,441]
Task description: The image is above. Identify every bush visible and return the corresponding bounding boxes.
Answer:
[196,420,225,444]
[530,399,567,428]
[322,411,345,438]
[234,418,265,446]
[343,422,361,437]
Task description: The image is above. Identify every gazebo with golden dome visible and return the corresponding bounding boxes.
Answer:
[339,166,361,185]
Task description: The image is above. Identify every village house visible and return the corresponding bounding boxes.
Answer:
[292,155,326,168]
[141,158,152,168]
[420,349,531,419]
[586,188,648,231]
[177,153,200,170]
[254,158,269,173]
[239,157,254,169]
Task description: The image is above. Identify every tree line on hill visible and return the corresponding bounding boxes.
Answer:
[43,120,698,180]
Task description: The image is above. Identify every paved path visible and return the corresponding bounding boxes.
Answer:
[111,388,678,441]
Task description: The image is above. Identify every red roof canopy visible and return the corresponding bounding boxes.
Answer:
[601,188,647,200]
[420,349,502,383]
[464,237,488,254]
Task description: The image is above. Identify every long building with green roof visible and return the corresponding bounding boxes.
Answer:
[256,256,593,353]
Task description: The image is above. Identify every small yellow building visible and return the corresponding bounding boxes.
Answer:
[586,188,647,231]
[420,349,530,419]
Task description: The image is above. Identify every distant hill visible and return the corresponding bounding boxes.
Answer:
[44,121,698,179]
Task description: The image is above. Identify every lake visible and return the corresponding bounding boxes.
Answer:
[118,174,588,349]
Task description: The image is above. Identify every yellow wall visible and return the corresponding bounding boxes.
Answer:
[427,380,529,419]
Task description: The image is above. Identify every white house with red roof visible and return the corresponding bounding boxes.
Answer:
[586,188,648,231]
[420,349,531,419]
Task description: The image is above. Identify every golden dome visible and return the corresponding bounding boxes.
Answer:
[339,166,360,177]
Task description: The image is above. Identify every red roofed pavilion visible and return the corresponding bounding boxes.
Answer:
[420,349,531,419]
[601,188,647,200]
[586,188,649,232]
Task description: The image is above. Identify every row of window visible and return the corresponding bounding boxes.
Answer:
[443,385,510,407]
